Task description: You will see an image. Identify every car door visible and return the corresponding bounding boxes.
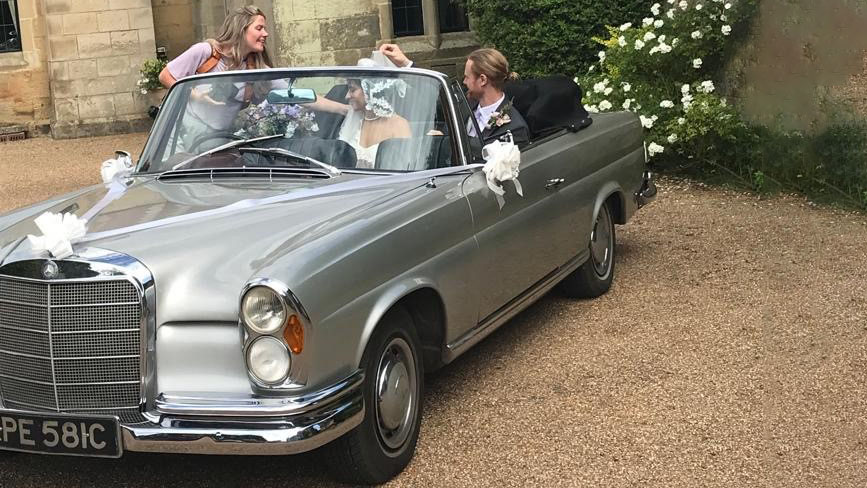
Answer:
[450,82,573,321]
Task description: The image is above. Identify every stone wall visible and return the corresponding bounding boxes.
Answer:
[728,0,867,132]
[152,0,194,59]
[273,0,478,76]
[44,0,158,138]
[0,0,52,134]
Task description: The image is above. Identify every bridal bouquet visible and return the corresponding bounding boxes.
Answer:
[233,101,319,139]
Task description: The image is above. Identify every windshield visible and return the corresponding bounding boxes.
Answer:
[139,70,458,173]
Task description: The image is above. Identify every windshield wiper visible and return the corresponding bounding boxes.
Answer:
[171,133,285,170]
[238,147,342,177]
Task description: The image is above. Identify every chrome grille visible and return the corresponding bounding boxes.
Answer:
[0,275,144,423]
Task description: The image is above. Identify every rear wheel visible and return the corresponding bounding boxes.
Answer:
[325,306,423,485]
[558,200,616,298]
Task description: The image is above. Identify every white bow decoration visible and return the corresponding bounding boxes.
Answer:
[26,212,88,259]
[100,152,133,183]
[482,134,523,206]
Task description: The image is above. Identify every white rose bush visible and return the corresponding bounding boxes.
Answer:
[579,0,756,170]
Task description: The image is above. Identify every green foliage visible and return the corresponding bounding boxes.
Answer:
[461,0,655,78]
[137,58,167,94]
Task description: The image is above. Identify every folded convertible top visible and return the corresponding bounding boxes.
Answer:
[504,75,593,139]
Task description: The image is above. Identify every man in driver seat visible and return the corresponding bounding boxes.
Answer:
[379,44,530,147]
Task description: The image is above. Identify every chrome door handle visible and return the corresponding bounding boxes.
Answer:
[545,178,565,189]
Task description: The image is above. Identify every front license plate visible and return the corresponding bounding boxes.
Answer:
[0,409,121,458]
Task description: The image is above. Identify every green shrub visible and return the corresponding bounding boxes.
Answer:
[461,0,655,78]
[137,58,167,95]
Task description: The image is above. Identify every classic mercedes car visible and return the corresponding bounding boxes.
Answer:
[0,66,654,484]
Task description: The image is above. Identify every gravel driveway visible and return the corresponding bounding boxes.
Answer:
[0,134,865,487]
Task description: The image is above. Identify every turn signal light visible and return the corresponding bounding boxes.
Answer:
[283,314,304,354]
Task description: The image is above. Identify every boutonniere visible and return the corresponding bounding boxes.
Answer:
[486,99,514,129]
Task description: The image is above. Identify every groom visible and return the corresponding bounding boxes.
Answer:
[380,44,530,146]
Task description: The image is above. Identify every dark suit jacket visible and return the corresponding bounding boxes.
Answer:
[471,98,531,147]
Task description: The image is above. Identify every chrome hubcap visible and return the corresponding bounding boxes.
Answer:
[375,337,417,451]
[590,206,612,277]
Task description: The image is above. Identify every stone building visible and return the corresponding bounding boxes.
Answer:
[0,0,479,139]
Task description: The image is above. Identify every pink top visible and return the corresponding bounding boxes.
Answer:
[166,42,227,80]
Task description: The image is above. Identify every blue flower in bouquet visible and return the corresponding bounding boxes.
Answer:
[233,100,319,138]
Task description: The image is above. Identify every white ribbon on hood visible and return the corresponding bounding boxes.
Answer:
[481,135,523,208]
[26,154,133,259]
[100,152,133,184]
[26,212,87,259]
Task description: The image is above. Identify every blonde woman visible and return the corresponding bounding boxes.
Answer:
[159,5,272,88]
[157,6,284,151]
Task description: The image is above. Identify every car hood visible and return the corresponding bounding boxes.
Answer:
[0,172,437,321]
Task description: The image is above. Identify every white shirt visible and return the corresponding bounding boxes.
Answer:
[467,93,505,137]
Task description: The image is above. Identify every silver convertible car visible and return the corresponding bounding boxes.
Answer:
[0,67,654,484]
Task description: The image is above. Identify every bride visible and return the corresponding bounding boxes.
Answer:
[313,59,411,168]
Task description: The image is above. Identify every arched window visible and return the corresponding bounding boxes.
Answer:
[0,0,20,53]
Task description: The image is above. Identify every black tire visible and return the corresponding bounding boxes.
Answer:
[325,306,424,485]
[558,200,616,298]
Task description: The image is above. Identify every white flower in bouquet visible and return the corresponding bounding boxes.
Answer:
[599,100,613,111]
[644,31,657,42]
[618,36,627,47]
[693,58,703,69]
[649,45,660,55]
[598,51,606,62]
[691,30,703,39]
[635,39,646,50]
[667,134,679,143]
[700,80,715,93]
[620,22,633,31]
[667,9,675,19]
[585,104,599,113]
[659,42,672,53]
[604,87,613,96]
[724,2,732,9]
[677,117,686,125]
[651,3,661,15]
[681,83,691,94]
[660,100,675,108]
[654,19,664,28]
[722,25,732,35]
[647,142,665,156]
[679,0,688,10]
[695,3,703,10]
[622,98,633,110]
[622,82,632,92]
[721,14,728,21]
[643,17,654,26]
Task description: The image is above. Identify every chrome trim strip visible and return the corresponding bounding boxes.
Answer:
[0,298,48,307]
[445,251,589,360]
[0,374,139,387]
[47,283,60,411]
[0,324,48,334]
[156,370,364,417]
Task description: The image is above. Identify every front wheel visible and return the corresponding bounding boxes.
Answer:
[325,306,423,485]
[558,200,616,298]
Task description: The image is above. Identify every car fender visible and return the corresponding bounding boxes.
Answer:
[354,275,442,368]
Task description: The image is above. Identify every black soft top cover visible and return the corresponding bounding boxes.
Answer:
[504,75,593,139]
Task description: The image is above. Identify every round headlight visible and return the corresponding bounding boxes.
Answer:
[241,286,286,334]
[246,336,291,384]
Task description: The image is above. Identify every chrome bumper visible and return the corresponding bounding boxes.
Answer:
[122,370,364,455]
[635,170,657,208]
